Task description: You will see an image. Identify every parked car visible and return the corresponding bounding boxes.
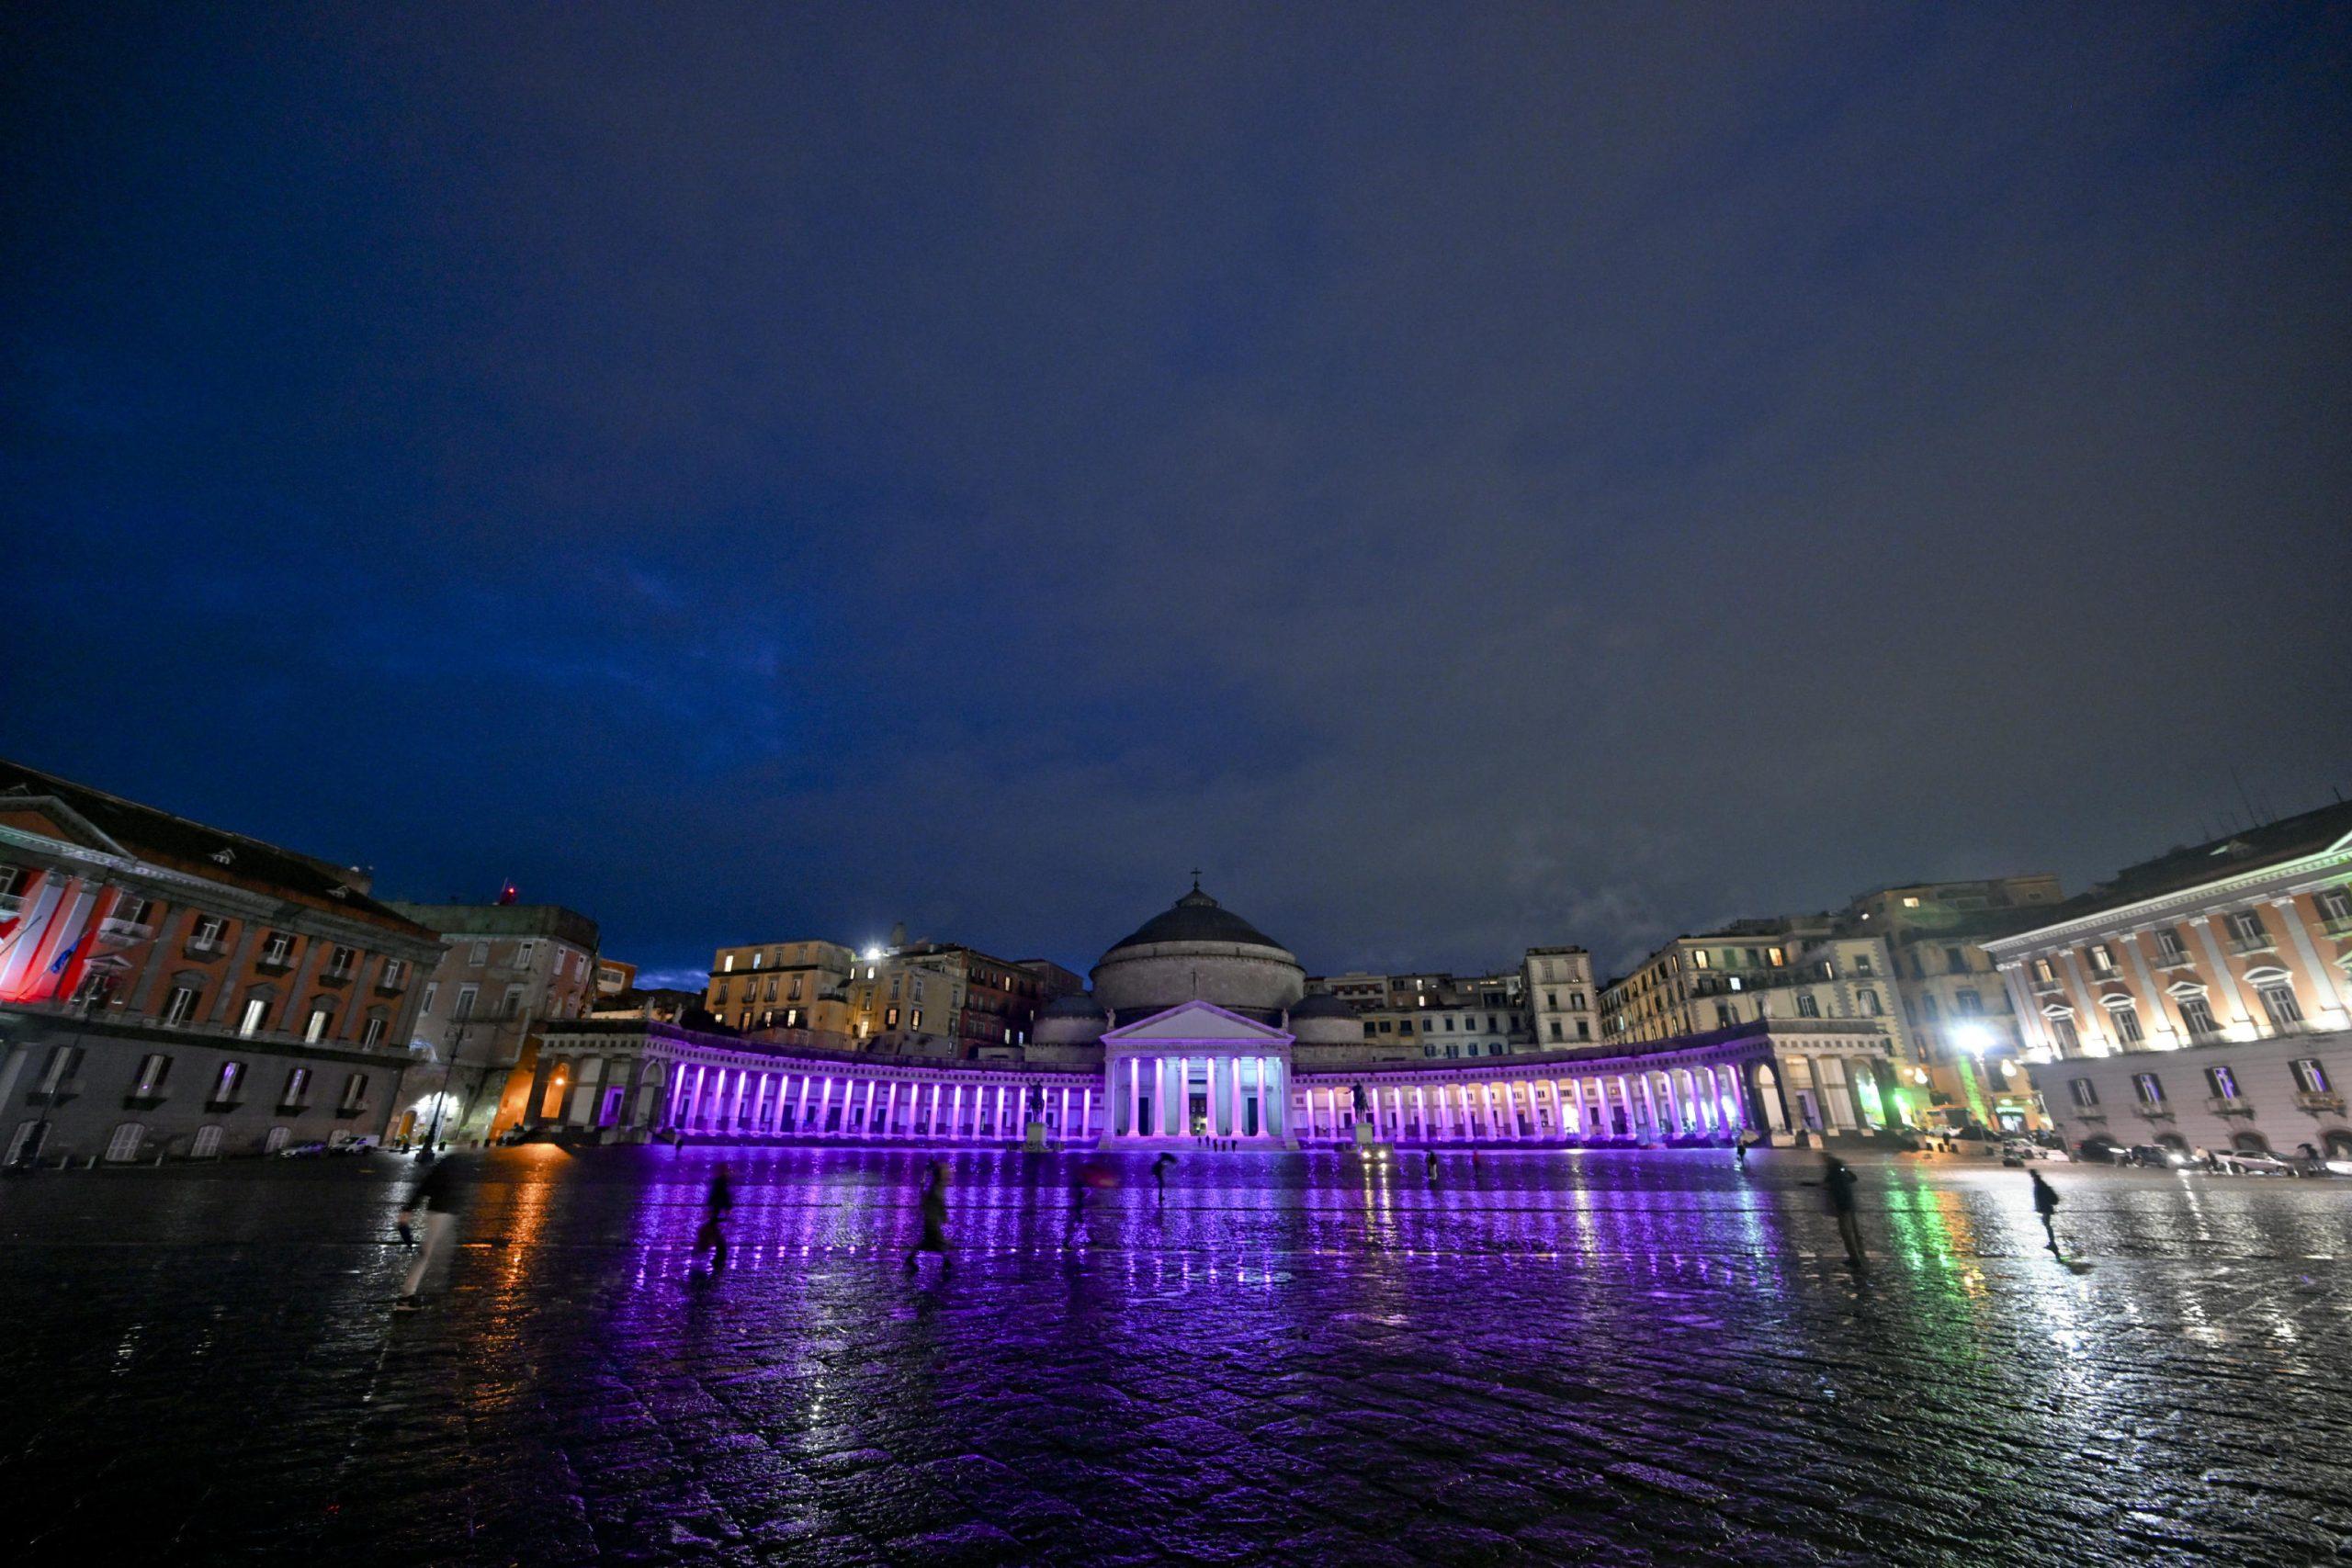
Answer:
[2215,1147,2296,1176]
[2125,1144,2193,1169]
[2001,1139,2068,1163]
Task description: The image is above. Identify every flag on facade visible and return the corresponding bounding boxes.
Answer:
[47,937,78,974]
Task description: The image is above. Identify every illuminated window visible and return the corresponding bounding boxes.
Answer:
[2112,1005,2143,1044]
[2257,984,2303,1032]
[2178,996,2218,1039]
[2033,958,2055,983]
[2204,1065,2239,1100]
[2132,1071,2165,1105]
[2291,1058,2331,1094]
[2088,944,2115,974]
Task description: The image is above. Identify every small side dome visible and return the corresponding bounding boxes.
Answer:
[1034,989,1109,1045]
[1287,993,1356,1021]
[1287,990,1363,1045]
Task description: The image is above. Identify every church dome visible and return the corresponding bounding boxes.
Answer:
[1105,886,1285,952]
[1037,992,1107,1021]
[1091,883,1306,1019]
[1287,992,1355,1021]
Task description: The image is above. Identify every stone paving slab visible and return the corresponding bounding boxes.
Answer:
[0,1147,2347,1565]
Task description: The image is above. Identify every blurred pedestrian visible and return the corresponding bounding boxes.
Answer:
[1425,1149,1439,1181]
[905,1161,952,1274]
[2029,1168,2061,1256]
[1735,1133,1751,1173]
[1815,1153,1864,1267]
[693,1163,734,1272]
[393,1158,459,1311]
[1151,1151,1175,1199]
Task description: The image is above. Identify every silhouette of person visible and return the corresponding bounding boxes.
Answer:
[905,1161,951,1274]
[694,1163,734,1271]
[2030,1169,2061,1256]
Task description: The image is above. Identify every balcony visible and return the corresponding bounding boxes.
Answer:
[2296,1089,2346,1114]
[123,1089,170,1110]
[204,1097,243,1114]
[96,918,155,948]
[254,951,296,975]
[2152,948,2198,970]
[185,938,226,960]
[24,1080,83,1106]
[2205,1095,2256,1118]
[2228,934,2278,958]
[2322,915,2352,940]
[0,890,21,919]
[2132,1100,2175,1122]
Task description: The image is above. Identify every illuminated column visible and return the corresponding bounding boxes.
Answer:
[1125,1055,1140,1138]
[1228,1055,1242,1137]
[859,1079,876,1136]
[949,1083,963,1138]
[2187,917,2253,1035]
[880,1080,897,1137]
[794,1075,814,1134]
[1080,1087,1093,1139]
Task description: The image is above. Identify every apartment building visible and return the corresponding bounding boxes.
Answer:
[0,759,444,1164]
[1988,802,2352,1162]
[387,901,602,1143]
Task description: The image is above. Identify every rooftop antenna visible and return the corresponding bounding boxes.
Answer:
[2230,766,2262,829]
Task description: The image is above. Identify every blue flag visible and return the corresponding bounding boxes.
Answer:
[47,938,78,975]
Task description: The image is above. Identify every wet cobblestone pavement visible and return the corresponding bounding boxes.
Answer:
[2,1147,2348,1566]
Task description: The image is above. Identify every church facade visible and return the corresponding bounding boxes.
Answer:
[526,886,1914,1148]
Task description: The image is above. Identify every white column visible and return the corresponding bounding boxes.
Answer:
[2188,917,2253,1033]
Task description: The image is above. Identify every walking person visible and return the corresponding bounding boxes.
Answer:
[905,1161,952,1275]
[1735,1132,1751,1173]
[693,1163,734,1273]
[393,1157,459,1312]
[2030,1169,2062,1256]
[1151,1151,1175,1200]
[1818,1153,1864,1268]
[1425,1149,1439,1182]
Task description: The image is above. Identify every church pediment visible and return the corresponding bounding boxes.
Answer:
[1101,999,1293,1044]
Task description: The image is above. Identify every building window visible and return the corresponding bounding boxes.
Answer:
[37,1044,81,1092]
[338,1073,368,1111]
[2032,958,2055,984]
[380,958,406,988]
[361,1012,386,1047]
[2318,888,2352,928]
[1943,947,1966,975]
[2291,1057,2332,1094]
[2178,996,2219,1039]
[421,982,437,1017]
[723,954,735,972]
[2088,944,2116,975]
[455,986,478,1021]
[190,916,226,952]
[238,998,269,1036]
[1549,1020,1564,1041]
[326,945,356,978]
[910,1009,922,1031]
[2132,1072,2165,1106]
[1858,988,1882,1016]
[130,1053,171,1098]
[2051,1016,2080,1054]
[2067,1077,2098,1108]
[303,1003,333,1043]
[2154,928,2188,962]
[469,941,490,964]
[515,941,537,969]
[1795,994,1820,1018]
[0,863,33,899]
[112,897,153,928]
[2225,909,2268,946]
[2113,1005,2143,1045]
[280,1066,311,1108]
[2257,984,2303,1032]
[2204,1065,2239,1100]
[885,1006,899,1029]
[161,984,203,1027]
[503,986,525,1019]
[260,932,294,966]
[212,1061,244,1104]
[1692,950,1710,969]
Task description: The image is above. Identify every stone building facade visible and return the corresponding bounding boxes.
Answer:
[1601,919,1913,1066]
[1987,803,2352,1161]
[386,901,601,1144]
[0,760,445,1163]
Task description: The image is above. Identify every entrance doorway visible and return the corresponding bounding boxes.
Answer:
[1190,1094,1208,1135]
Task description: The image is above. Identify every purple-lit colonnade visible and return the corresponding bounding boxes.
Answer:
[531,1015,1901,1148]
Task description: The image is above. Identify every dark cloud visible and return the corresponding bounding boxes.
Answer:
[5,3,2348,980]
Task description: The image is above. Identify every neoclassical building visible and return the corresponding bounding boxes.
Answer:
[531,885,1910,1148]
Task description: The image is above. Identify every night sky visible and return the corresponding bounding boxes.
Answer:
[5,5,2349,987]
